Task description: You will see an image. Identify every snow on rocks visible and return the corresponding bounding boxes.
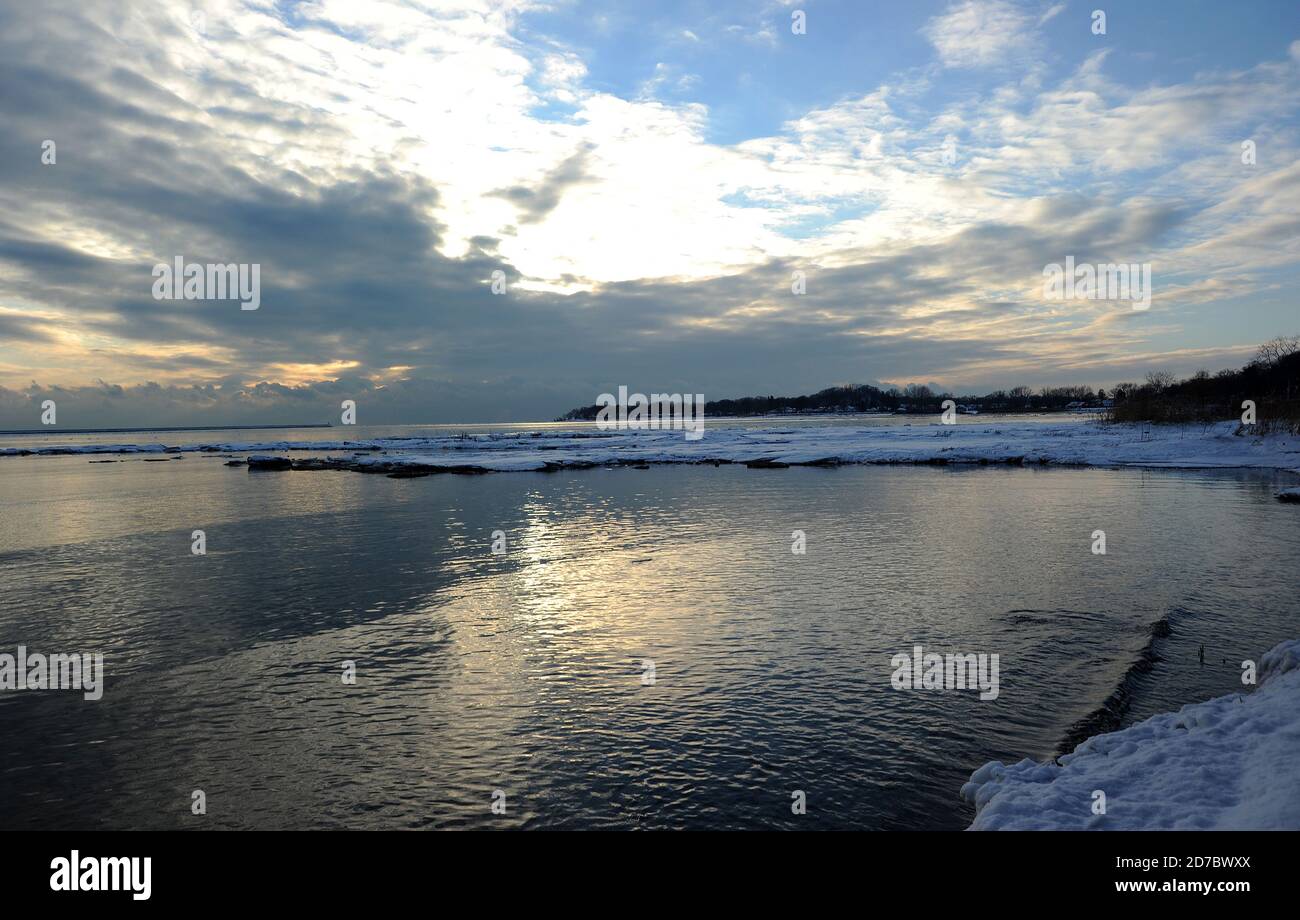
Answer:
[1277,487,1300,503]
[961,638,1300,830]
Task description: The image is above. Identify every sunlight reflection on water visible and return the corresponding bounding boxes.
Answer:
[0,455,1296,829]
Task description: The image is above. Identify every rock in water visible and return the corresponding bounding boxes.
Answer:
[247,455,292,471]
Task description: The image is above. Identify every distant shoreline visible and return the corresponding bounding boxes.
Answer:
[0,424,333,437]
[0,412,1096,438]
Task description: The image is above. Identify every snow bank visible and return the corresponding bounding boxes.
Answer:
[961,639,1300,830]
[4,420,1300,475]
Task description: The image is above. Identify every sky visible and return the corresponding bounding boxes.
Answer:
[1,0,1298,426]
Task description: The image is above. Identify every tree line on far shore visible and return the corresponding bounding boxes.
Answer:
[1108,335,1299,430]
[557,335,1300,429]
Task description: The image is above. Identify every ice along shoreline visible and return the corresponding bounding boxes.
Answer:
[3,420,1300,478]
[962,639,1300,830]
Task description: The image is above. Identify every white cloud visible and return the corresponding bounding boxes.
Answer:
[922,0,1036,69]
[1038,2,1067,26]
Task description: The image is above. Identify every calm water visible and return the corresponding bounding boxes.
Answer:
[1,450,1297,829]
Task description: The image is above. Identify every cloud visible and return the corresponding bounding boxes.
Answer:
[922,0,1036,69]
[1038,3,1067,26]
[489,145,599,224]
[637,61,702,98]
[0,0,1297,424]
[0,313,57,344]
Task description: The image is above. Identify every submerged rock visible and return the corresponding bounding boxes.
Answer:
[289,457,353,471]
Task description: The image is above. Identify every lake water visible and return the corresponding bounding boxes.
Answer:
[1,444,1297,829]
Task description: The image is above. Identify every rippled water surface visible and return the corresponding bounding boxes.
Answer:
[1,452,1297,829]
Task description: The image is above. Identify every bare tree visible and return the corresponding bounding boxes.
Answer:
[1145,370,1175,392]
[1256,335,1300,367]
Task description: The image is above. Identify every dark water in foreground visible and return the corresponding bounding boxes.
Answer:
[1,453,1297,829]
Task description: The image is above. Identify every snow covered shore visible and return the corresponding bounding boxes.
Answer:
[4,420,1300,476]
[961,639,1300,830]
